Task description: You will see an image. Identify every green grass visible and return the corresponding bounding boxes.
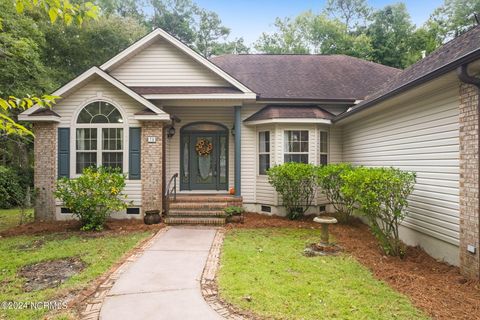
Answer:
[0,231,152,320]
[218,229,427,320]
[0,208,33,232]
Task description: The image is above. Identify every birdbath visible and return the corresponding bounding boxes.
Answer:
[313,216,338,244]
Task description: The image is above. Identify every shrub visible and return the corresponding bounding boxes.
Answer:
[224,206,245,217]
[267,162,318,220]
[55,166,129,231]
[316,163,356,222]
[341,167,416,256]
[0,165,25,209]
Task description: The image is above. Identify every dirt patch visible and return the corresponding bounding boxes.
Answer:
[228,213,480,320]
[19,257,86,292]
[15,239,45,251]
[0,219,164,238]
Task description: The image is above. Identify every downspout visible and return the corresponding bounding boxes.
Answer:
[457,63,480,257]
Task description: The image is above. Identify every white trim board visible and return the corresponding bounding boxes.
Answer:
[143,93,257,100]
[244,119,332,126]
[20,67,170,121]
[99,28,254,94]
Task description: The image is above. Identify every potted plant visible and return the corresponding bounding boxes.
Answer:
[224,206,245,223]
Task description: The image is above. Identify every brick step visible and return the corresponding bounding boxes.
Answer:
[164,216,226,225]
[171,195,242,203]
[168,210,226,217]
[169,202,232,210]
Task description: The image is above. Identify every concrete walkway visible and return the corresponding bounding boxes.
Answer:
[100,227,223,320]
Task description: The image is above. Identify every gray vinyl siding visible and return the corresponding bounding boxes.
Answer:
[341,85,460,246]
[109,39,229,87]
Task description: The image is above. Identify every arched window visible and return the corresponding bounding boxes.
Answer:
[75,101,125,174]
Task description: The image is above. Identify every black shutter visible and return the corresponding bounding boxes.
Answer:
[58,128,70,178]
[129,127,141,180]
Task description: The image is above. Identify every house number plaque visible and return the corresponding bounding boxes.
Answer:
[147,136,157,143]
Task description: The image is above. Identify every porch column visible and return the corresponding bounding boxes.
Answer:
[234,106,241,196]
[459,81,480,279]
[141,121,163,213]
[33,122,58,221]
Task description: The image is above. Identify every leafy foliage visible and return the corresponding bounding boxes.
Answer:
[428,0,480,41]
[0,166,25,209]
[316,163,356,222]
[55,167,130,231]
[366,3,416,68]
[14,0,99,26]
[341,167,416,256]
[267,163,318,220]
[223,206,245,217]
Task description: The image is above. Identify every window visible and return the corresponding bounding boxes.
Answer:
[284,130,309,163]
[320,131,328,165]
[258,131,270,175]
[75,101,124,174]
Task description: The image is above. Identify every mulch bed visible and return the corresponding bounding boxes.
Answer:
[227,213,480,320]
[0,219,164,238]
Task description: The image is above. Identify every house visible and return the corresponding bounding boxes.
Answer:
[19,26,480,279]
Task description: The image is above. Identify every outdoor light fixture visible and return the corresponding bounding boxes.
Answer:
[167,125,176,138]
[167,115,181,138]
[231,125,235,136]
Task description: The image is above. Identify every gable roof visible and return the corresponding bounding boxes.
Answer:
[335,25,480,122]
[19,67,170,121]
[100,28,254,95]
[245,105,334,122]
[210,54,401,101]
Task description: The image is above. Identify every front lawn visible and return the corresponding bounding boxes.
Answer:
[218,228,426,320]
[0,208,33,232]
[0,231,152,320]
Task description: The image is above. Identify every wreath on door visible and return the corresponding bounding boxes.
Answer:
[195,138,213,156]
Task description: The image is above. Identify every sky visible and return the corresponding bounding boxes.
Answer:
[193,0,445,45]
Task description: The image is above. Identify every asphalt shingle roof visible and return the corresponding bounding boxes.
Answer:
[210,54,401,101]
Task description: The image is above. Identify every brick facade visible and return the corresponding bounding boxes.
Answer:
[141,121,163,213]
[33,122,58,221]
[459,82,480,279]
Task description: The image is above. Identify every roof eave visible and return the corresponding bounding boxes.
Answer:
[333,48,480,123]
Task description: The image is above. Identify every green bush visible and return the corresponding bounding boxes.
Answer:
[54,166,129,231]
[267,162,318,220]
[341,167,416,257]
[0,165,25,208]
[224,206,245,217]
[316,163,356,222]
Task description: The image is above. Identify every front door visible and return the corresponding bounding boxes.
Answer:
[180,124,228,191]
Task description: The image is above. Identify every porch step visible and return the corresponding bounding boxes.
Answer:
[165,194,242,226]
[168,210,226,217]
[169,202,231,210]
[173,195,243,203]
[164,216,226,225]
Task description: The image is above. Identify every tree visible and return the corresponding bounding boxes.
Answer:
[194,8,230,57]
[367,3,416,68]
[308,13,373,59]
[95,0,145,20]
[211,37,250,56]
[324,0,371,31]
[148,0,197,45]
[0,0,99,136]
[41,16,147,86]
[428,0,480,42]
[254,15,311,54]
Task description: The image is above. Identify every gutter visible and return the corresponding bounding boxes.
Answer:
[333,49,480,123]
